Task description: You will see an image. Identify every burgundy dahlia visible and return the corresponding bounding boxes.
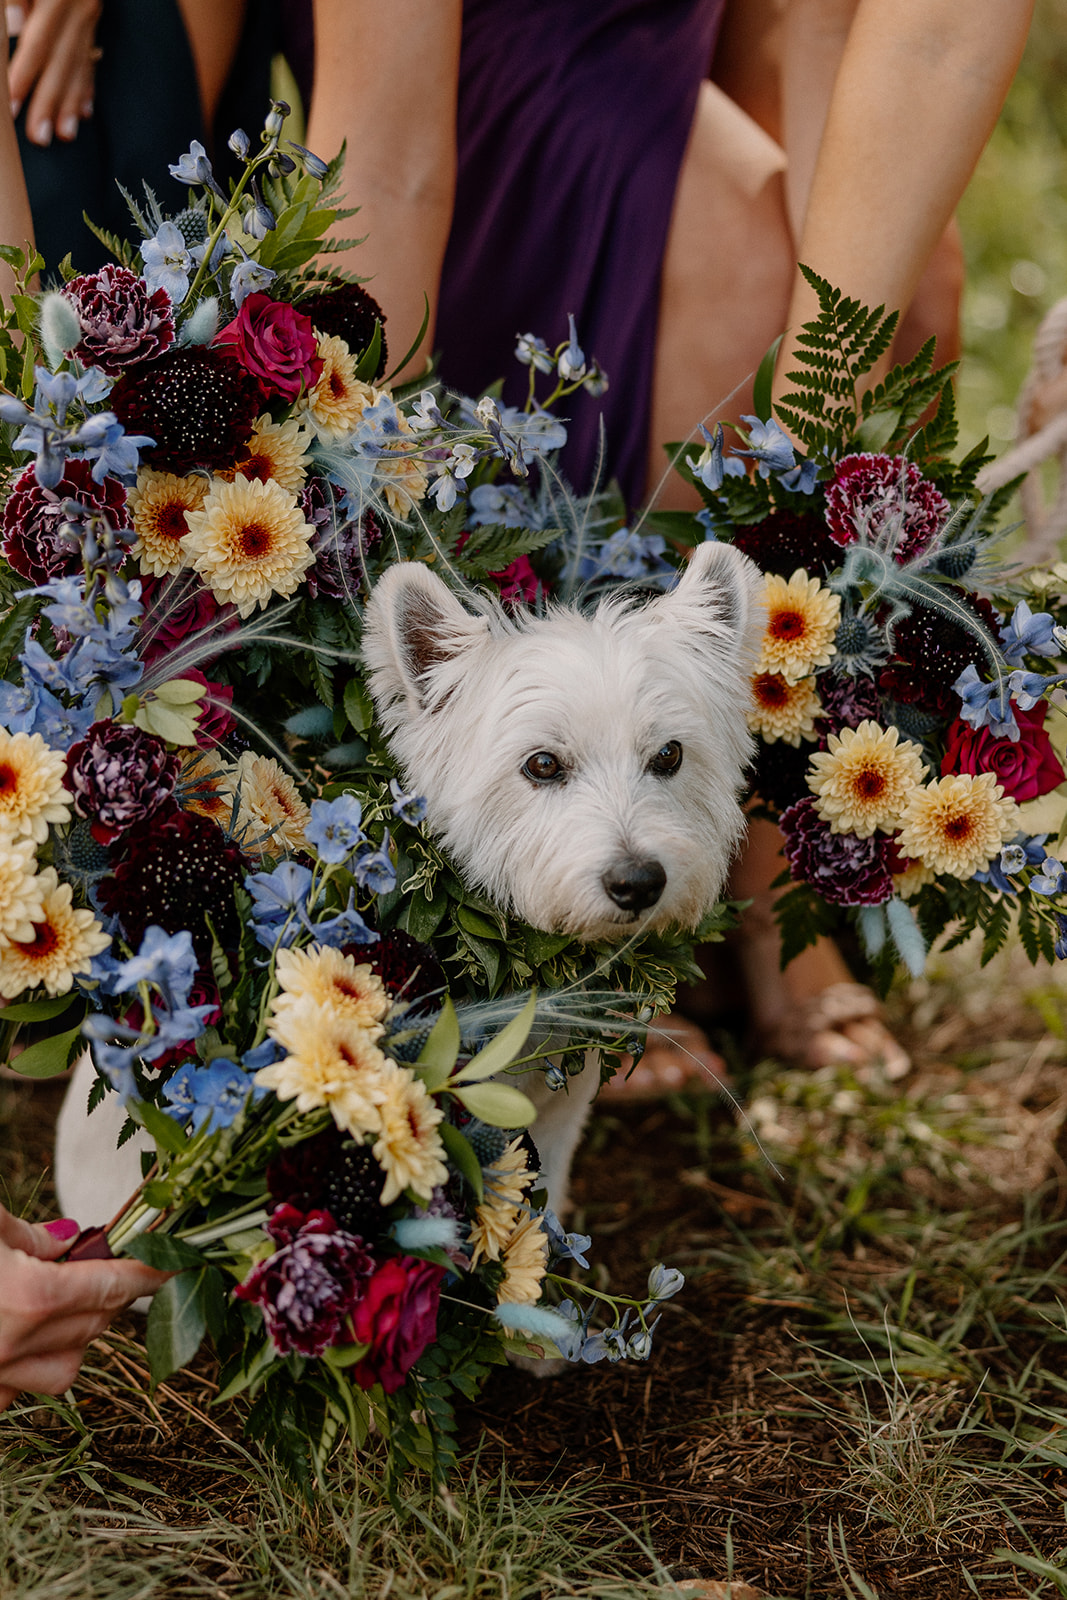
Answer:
[234,1204,375,1358]
[826,453,950,564]
[66,721,180,845]
[136,572,239,669]
[366,929,446,1016]
[815,670,882,734]
[731,509,843,579]
[99,803,247,959]
[64,264,175,376]
[878,591,1000,716]
[2,460,129,584]
[110,346,263,474]
[295,281,389,379]
[780,797,894,907]
[351,1255,445,1394]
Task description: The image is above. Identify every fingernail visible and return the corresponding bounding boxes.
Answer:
[32,118,52,147]
[57,114,78,141]
[80,99,93,119]
[5,5,25,35]
[9,98,20,120]
[44,1217,80,1240]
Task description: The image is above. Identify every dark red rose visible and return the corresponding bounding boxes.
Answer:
[941,701,1065,803]
[214,293,322,402]
[234,1205,375,1358]
[64,264,175,375]
[490,555,539,605]
[826,453,950,563]
[3,460,129,584]
[351,1255,445,1394]
[137,572,239,669]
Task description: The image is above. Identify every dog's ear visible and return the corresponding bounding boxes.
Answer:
[363,562,491,719]
[653,539,764,665]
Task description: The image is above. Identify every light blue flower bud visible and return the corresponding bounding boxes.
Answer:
[647,1263,685,1302]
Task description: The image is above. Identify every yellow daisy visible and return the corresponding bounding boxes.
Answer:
[496,1211,550,1306]
[222,752,311,855]
[260,997,390,1137]
[371,1059,449,1205]
[219,413,313,494]
[895,773,1020,879]
[272,945,390,1033]
[0,730,72,843]
[303,335,374,440]
[891,856,936,900]
[0,835,45,942]
[748,672,822,746]
[756,569,841,683]
[807,720,925,837]
[181,474,315,616]
[0,868,109,998]
[468,1139,539,1267]
[128,469,209,576]
[178,750,237,826]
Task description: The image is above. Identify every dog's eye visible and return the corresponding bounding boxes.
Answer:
[648,740,683,776]
[522,751,565,783]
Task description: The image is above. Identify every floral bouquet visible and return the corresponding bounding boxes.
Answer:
[669,269,1067,981]
[0,103,702,1483]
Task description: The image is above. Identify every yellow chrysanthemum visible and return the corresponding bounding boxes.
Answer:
[0,730,72,843]
[467,1139,539,1266]
[891,857,936,899]
[0,834,44,941]
[273,945,390,1033]
[496,1211,550,1306]
[756,569,841,683]
[0,867,109,998]
[328,380,429,519]
[181,474,315,616]
[222,751,311,855]
[303,336,374,440]
[178,750,237,825]
[807,720,925,837]
[895,773,1020,879]
[219,413,313,493]
[128,468,209,576]
[747,672,822,746]
[371,1059,448,1205]
[260,997,390,1137]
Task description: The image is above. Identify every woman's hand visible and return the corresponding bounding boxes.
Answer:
[0,1207,166,1409]
[7,0,102,148]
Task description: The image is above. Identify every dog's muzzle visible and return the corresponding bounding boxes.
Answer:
[601,856,666,914]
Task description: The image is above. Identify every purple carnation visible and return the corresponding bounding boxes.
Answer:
[816,671,882,733]
[234,1204,375,1357]
[303,477,381,601]
[66,721,181,845]
[825,454,950,564]
[64,264,175,376]
[2,460,129,584]
[780,797,894,906]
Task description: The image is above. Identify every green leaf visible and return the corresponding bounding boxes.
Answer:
[151,677,206,705]
[853,406,902,453]
[144,1269,209,1384]
[401,890,446,944]
[523,928,574,966]
[461,931,502,991]
[454,904,503,942]
[133,698,203,745]
[451,1081,536,1128]
[353,318,382,381]
[752,332,783,421]
[321,1340,371,1371]
[123,1233,206,1273]
[438,1120,483,1201]
[451,990,537,1084]
[415,996,460,1091]
[385,293,430,382]
[7,1020,84,1079]
[343,674,374,734]
[130,1099,189,1156]
[215,1337,280,1401]
[0,993,77,1024]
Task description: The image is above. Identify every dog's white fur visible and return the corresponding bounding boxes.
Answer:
[56,541,762,1229]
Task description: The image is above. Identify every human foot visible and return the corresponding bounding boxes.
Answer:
[600,1013,729,1102]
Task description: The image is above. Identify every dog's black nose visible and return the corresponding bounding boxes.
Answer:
[601,857,666,913]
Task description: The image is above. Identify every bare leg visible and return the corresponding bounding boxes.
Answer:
[175,0,247,131]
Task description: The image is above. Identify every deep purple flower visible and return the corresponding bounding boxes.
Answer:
[64,264,175,376]
[780,797,894,906]
[2,460,129,584]
[731,509,843,579]
[267,1127,387,1237]
[234,1204,375,1358]
[815,671,882,733]
[295,281,389,379]
[66,720,181,844]
[303,477,380,601]
[110,346,263,474]
[826,454,950,563]
[879,592,1000,716]
[100,803,248,959]
[366,928,446,1016]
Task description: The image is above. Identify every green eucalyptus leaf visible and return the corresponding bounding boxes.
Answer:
[451,990,537,1084]
[451,1081,536,1129]
[145,1269,209,1384]
[151,677,206,705]
[415,996,460,1091]
[438,1120,483,1201]
[454,904,504,942]
[343,674,374,733]
[6,1021,84,1079]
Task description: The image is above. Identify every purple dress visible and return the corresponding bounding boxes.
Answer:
[283,0,726,503]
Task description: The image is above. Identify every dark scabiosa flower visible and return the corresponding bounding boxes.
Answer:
[295,282,389,379]
[63,264,175,376]
[66,721,181,845]
[878,592,1000,716]
[99,803,248,959]
[234,1204,375,1358]
[826,453,950,563]
[731,510,843,579]
[110,347,264,474]
[815,670,882,733]
[267,1125,387,1237]
[749,736,816,814]
[780,796,895,907]
[367,928,446,1015]
[2,460,129,584]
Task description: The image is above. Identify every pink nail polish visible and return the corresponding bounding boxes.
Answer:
[44,1217,80,1240]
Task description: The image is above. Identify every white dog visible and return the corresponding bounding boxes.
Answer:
[57,540,762,1226]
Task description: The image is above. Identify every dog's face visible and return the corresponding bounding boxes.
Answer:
[362,543,764,942]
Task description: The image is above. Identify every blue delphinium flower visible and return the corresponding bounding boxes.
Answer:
[163,1057,262,1133]
[305,794,365,865]
[114,926,198,1005]
[999,600,1060,666]
[543,1208,591,1270]
[229,257,277,310]
[734,414,796,478]
[557,313,586,382]
[646,1263,685,1303]
[141,221,200,304]
[1008,668,1067,710]
[309,894,379,947]
[389,778,428,825]
[247,862,315,925]
[352,833,396,894]
[467,482,533,529]
[581,1320,630,1364]
[779,457,818,494]
[952,664,1018,738]
[689,422,746,493]
[974,834,1046,893]
[515,332,554,374]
